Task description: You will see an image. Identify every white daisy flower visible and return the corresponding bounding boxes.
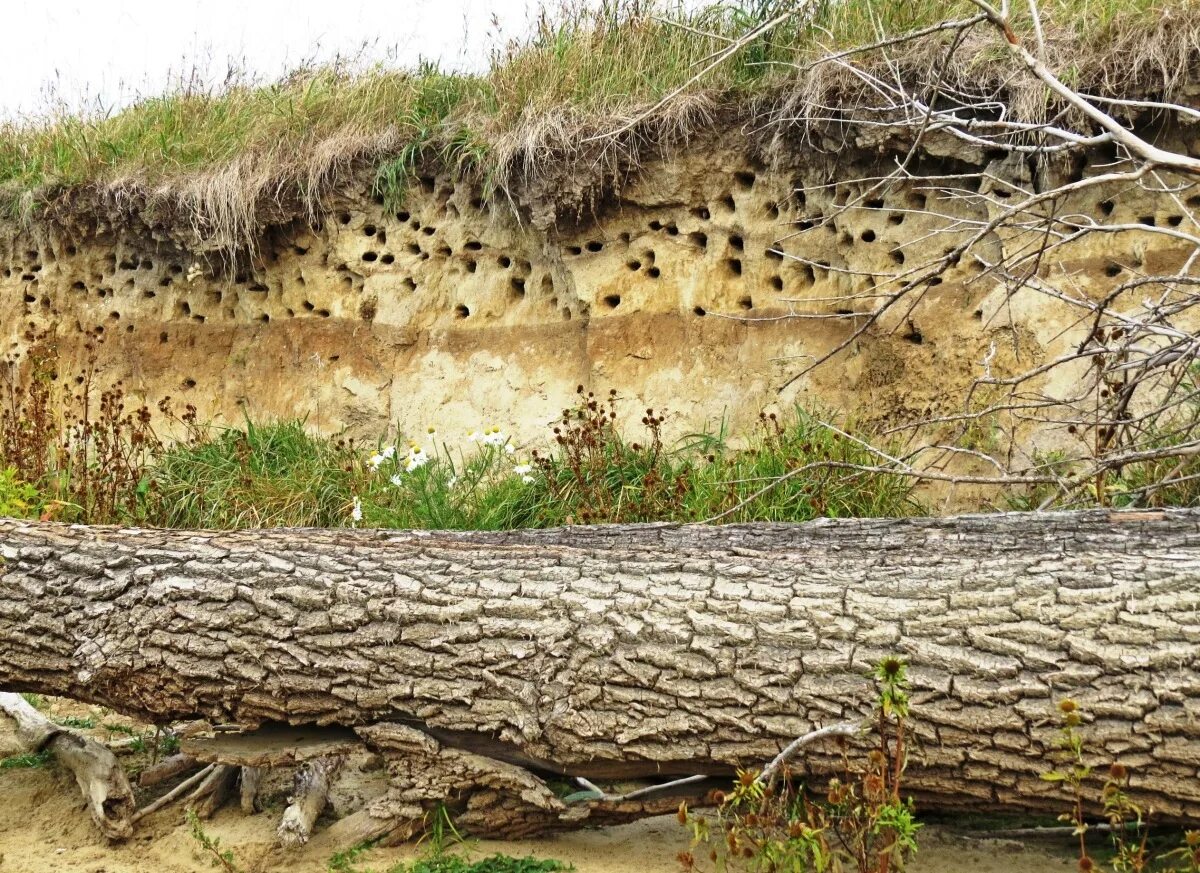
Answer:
[350,496,363,523]
[521,475,535,484]
[367,453,385,471]
[512,463,533,476]
[390,474,403,487]
[381,445,397,460]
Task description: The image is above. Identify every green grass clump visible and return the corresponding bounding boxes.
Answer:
[149,419,358,528]
[0,750,52,770]
[138,391,918,531]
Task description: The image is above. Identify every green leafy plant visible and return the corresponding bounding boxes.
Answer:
[679,657,920,873]
[187,809,244,873]
[1043,700,1200,873]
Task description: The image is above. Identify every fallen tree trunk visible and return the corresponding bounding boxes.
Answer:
[1,511,1199,833]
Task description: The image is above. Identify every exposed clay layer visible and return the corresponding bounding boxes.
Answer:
[2,129,1197,465]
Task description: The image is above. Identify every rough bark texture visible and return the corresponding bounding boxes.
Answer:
[1,512,1199,827]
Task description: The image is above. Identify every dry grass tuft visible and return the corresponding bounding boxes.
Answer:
[0,0,1195,250]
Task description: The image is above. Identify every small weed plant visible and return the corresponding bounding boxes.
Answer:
[1043,700,1200,873]
[187,809,244,873]
[679,657,920,873]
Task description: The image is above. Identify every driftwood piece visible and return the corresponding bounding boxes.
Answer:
[0,692,135,840]
[188,764,239,819]
[240,766,263,814]
[132,763,214,823]
[139,753,200,787]
[277,757,342,848]
[182,724,362,768]
[2,512,1200,830]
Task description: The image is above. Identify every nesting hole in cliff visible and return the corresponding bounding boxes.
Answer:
[1167,215,1184,227]
[437,245,453,258]
[603,294,621,309]
[317,308,331,318]
[647,266,661,279]
[183,378,197,389]
[765,247,783,261]
[178,301,191,317]
[159,331,169,343]
[1105,263,1123,277]
[725,259,743,277]
[693,306,707,316]
[1139,215,1157,227]
[381,254,395,265]
[465,240,483,251]
[627,259,641,271]
[973,309,984,320]
[566,245,583,256]
[260,313,271,324]
[22,292,35,304]
[692,206,710,220]
[363,225,377,237]
[466,259,478,273]
[907,191,928,210]
[396,210,411,222]
[406,243,422,256]
[888,213,905,226]
[362,251,378,262]
[71,281,86,292]
[339,213,352,225]
[770,275,783,292]
[410,219,421,231]
[586,241,604,253]
[729,234,744,251]
[649,220,663,231]
[541,275,553,296]
[718,194,736,214]
[891,249,906,265]
[402,278,417,292]
[511,277,526,298]
[689,232,708,250]
[119,258,137,271]
[861,230,877,243]
[738,296,753,310]
[865,198,885,210]
[734,171,756,190]
[455,304,470,319]
[303,301,315,312]
[765,201,780,220]
[498,255,512,268]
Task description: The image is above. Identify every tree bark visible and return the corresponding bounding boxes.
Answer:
[1,511,1198,828]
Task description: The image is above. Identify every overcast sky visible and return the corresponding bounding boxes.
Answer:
[1,0,552,119]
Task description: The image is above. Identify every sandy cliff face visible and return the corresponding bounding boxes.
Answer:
[2,127,1196,469]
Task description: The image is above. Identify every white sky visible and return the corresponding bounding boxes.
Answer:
[0,0,549,120]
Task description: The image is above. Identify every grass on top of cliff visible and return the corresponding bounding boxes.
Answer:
[0,0,1194,236]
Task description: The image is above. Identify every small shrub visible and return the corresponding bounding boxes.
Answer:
[1043,699,1200,872]
[0,466,38,517]
[680,657,920,873]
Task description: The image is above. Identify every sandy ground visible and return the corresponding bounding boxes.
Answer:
[0,701,1080,873]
